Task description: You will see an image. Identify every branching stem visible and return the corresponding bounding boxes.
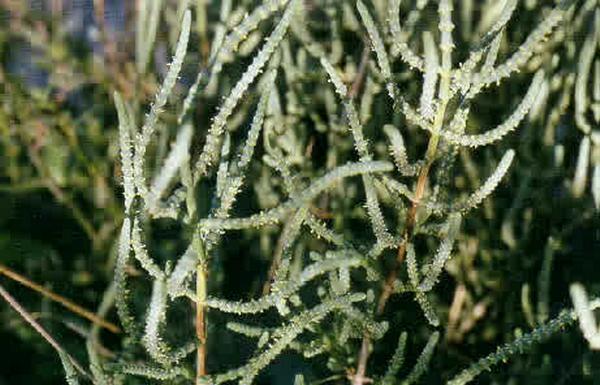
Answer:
[354,42,452,385]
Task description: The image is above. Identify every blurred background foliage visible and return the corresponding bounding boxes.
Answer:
[0,0,598,384]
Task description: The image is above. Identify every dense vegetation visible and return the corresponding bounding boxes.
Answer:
[0,0,598,384]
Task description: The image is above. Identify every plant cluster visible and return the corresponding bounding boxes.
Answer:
[0,0,598,384]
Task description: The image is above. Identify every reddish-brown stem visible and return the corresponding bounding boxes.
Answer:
[377,161,432,313]
[353,160,435,385]
[0,263,121,334]
[352,335,372,385]
[196,267,207,377]
[350,44,406,384]
[349,45,371,99]
[0,282,90,378]
[194,234,208,383]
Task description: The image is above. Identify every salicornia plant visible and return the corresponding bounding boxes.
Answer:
[1,0,599,384]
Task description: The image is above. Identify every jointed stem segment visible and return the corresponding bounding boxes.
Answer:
[194,235,208,381]
[354,45,452,384]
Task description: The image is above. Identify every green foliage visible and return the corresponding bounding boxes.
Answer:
[447,310,577,385]
[0,1,598,385]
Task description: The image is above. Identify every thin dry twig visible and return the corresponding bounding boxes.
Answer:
[349,45,371,99]
[0,282,90,378]
[25,133,97,242]
[0,263,121,334]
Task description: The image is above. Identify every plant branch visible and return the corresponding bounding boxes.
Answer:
[25,136,97,243]
[194,234,208,382]
[353,41,452,382]
[0,263,121,334]
[0,282,91,378]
